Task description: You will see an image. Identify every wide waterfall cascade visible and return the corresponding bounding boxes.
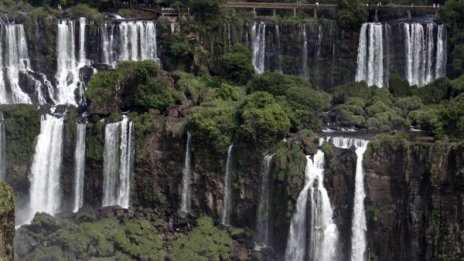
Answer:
[0,23,39,104]
[180,131,193,214]
[301,24,309,80]
[101,21,159,67]
[73,123,86,213]
[255,154,275,250]
[221,144,234,226]
[55,19,88,105]
[325,136,369,261]
[0,113,5,180]
[355,23,385,88]
[28,115,64,224]
[251,22,266,74]
[404,22,447,87]
[285,151,339,261]
[102,116,134,208]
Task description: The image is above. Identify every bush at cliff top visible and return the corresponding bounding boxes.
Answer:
[337,0,368,29]
[413,77,452,104]
[238,92,290,148]
[389,74,411,97]
[332,81,371,104]
[247,72,310,96]
[219,44,255,84]
[408,104,442,131]
[436,94,464,139]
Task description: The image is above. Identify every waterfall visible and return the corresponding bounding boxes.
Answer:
[28,115,64,222]
[103,21,159,67]
[315,24,323,87]
[72,123,86,213]
[221,144,234,226]
[327,136,369,261]
[275,25,282,72]
[0,113,5,180]
[435,24,447,78]
[255,154,274,250]
[404,23,447,87]
[285,151,339,261]
[102,116,134,208]
[301,24,309,81]
[180,131,192,214]
[355,23,385,87]
[56,19,87,105]
[251,22,266,74]
[227,23,232,52]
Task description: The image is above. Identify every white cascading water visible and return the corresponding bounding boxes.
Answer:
[221,144,234,226]
[355,23,385,87]
[255,154,274,250]
[102,116,134,208]
[251,22,266,74]
[404,23,447,87]
[301,24,309,80]
[326,136,369,261]
[56,19,87,105]
[285,151,339,261]
[0,112,5,180]
[180,131,192,214]
[102,21,159,67]
[28,115,64,223]
[73,123,86,213]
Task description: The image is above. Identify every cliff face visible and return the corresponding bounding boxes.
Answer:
[364,137,464,261]
[0,181,15,261]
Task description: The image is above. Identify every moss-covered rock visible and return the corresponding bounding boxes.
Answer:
[0,181,14,261]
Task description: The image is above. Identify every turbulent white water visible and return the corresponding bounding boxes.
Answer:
[73,123,86,213]
[0,112,5,180]
[180,131,192,214]
[355,23,385,87]
[325,136,369,261]
[301,24,309,80]
[55,19,87,105]
[251,22,266,74]
[221,144,234,226]
[255,154,274,250]
[102,116,134,208]
[285,151,338,261]
[28,115,64,222]
[102,21,159,67]
[404,23,447,87]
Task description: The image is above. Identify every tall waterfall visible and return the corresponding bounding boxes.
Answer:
[275,25,282,72]
[285,151,339,261]
[315,24,323,87]
[101,21,159,67]
[301,24,309,80]
[221,144,234,226]
[73,123,86,213]
[55,19,87,105]
[180,131,192,214]
[0,112,5,180]
[251,22,266,74]
[255,154,274,250]
[102,116,134,208]
[28,115,64,222]
[355,23,385,87]
[404,23,447,87]
[328,136,369,261]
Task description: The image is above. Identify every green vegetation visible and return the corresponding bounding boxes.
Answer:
[0,181,14,261]
[219,44,255,84]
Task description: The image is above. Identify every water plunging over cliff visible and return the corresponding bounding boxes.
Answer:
[28,115,64,222]
[102,116,134,208]
[356,23,386,88]
[221,144,234,226]
[252,22,266,74]
[101,21,159,67]
[285,151,338,261]
[55,19,87,105]
[404,23,447,87]
[328,136,369,261]
[255,154,274,250]
[73,123,86,213]
[301,24,309,81]
[0,113,5,180]
[180,131,192,214]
